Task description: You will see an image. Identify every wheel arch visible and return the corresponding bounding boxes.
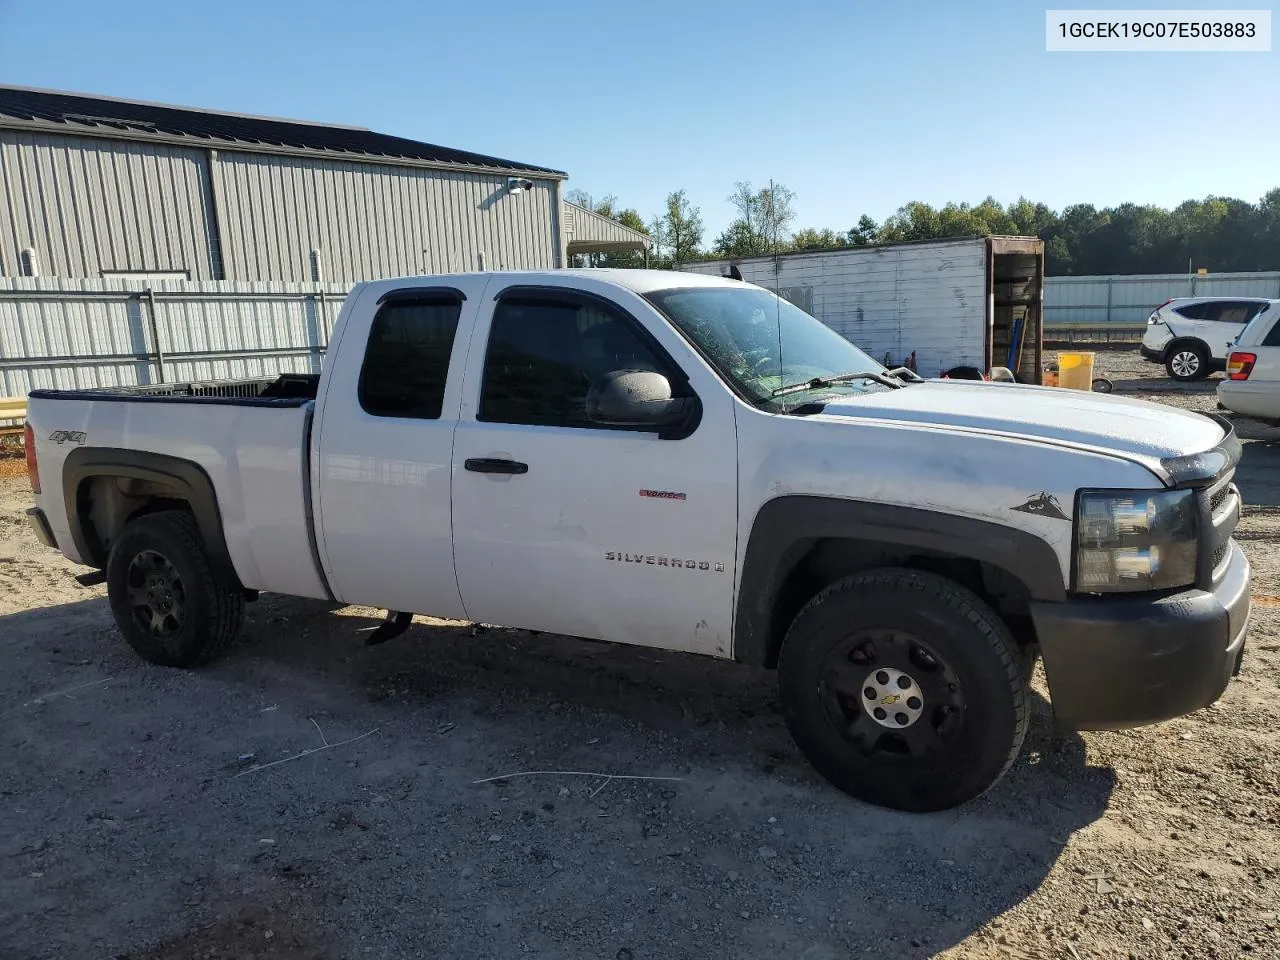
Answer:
[60,447,239,587]
[733,496,1067,668]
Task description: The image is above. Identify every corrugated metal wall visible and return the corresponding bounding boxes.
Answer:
[0,131,561,284]
[0,277,349,395]
[1045,271,1280,327]
[684,239,989,376]
[0,130,218,280]
[209,150,558,282]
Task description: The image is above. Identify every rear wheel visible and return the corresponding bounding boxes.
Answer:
[1166,343,1209,381]
[777,568,1029,812]
[106,510,244,667]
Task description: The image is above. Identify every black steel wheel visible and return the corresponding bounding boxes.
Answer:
[106,510,244,667]
[821,629,966,763]
[124,549,187,639]
[778,568,1030,812]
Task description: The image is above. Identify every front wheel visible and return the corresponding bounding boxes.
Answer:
[106,510,244,667]
[1166,344,1208,381]
[777,568,1030,812]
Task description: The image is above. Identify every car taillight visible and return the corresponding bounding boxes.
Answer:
[24,421,41,495]
[1227,352,1257,381]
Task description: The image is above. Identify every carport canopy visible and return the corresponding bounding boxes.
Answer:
[564,201,653,255]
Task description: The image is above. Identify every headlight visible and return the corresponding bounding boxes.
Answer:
[1075,489,1197,593]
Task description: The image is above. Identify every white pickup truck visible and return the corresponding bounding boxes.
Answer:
[22,269,1251,811]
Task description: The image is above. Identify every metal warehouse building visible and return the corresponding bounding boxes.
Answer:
[0,85,648,283]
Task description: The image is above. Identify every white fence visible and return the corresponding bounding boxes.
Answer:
[7,271,1280,395]
[0,278,351,396]
[1044,271,1280,329]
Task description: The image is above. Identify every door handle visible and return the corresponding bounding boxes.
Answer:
[464,457,529,475]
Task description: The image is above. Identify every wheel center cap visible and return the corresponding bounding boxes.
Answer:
[860,667,925,729]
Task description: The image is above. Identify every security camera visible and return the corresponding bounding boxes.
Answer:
[508,177,534,193]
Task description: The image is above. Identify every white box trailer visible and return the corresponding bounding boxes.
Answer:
[680,236,1046,384]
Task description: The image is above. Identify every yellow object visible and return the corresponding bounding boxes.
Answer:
[1057,352,1095,391]
[0,396,26,436]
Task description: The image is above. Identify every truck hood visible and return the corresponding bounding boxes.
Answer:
[816,380,1225,464]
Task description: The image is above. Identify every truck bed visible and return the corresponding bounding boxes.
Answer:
[25,371,330,601]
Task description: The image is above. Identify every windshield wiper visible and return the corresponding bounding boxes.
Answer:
[770,370,904,398]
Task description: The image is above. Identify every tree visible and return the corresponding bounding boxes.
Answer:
[715,181,797,256]
[792,227,845,251]
[848,215,879,246]
[758,182,797,251]
[656,190,704,268]
[564,189,617,218]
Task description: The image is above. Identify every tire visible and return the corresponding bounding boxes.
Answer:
[1166,343,1209,381]
[1091,377,1114,393]
[777,568,1030,812]
[105,510,244,667]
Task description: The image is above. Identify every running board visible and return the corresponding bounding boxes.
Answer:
[74,570,107,588]
[366,610,413,646]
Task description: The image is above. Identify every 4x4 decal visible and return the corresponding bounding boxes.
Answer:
[1011,492,1069,521]
[48,430,87,445]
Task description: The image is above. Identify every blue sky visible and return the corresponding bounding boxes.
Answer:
[1,0,1276,239]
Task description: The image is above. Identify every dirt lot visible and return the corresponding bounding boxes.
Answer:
[1,346,1278,960]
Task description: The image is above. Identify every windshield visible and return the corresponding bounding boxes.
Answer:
[645,285,889,408]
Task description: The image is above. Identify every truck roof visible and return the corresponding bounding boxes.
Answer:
[354,268,748,299]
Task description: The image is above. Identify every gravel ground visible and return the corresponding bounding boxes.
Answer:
[1,346,1278,960]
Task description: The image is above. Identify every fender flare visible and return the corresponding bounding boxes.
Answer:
[733,495,1067,667]
[61,447,238,584]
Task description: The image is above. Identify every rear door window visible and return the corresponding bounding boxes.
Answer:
[1214,301,1261,324]
[358,295,463,419]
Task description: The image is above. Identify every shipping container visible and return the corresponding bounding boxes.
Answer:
[680,236,1046,384]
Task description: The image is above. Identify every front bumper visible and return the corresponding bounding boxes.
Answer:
[1031,541,1250,730]
[25,507,57,549]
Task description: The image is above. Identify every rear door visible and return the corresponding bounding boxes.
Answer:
[450,282,740,657]
[1169,300,1216,350]
[1248,306,1280,381]
[1206,300,1266,359]
[314,278,491,616]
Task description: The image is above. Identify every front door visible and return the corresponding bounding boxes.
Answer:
[450,285,739,656]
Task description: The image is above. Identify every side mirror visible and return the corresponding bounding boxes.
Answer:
[587,370,691,429]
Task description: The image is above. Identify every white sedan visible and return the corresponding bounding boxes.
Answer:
[1217,301,1280,422]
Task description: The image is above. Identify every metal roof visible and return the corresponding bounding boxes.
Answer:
[0,84,566,178]
[564,202,653,253]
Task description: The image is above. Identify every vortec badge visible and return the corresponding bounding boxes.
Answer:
[48,430,87,445]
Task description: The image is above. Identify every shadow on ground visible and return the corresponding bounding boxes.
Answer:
[1,593,1115,960]
[1236,439,1280,509]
